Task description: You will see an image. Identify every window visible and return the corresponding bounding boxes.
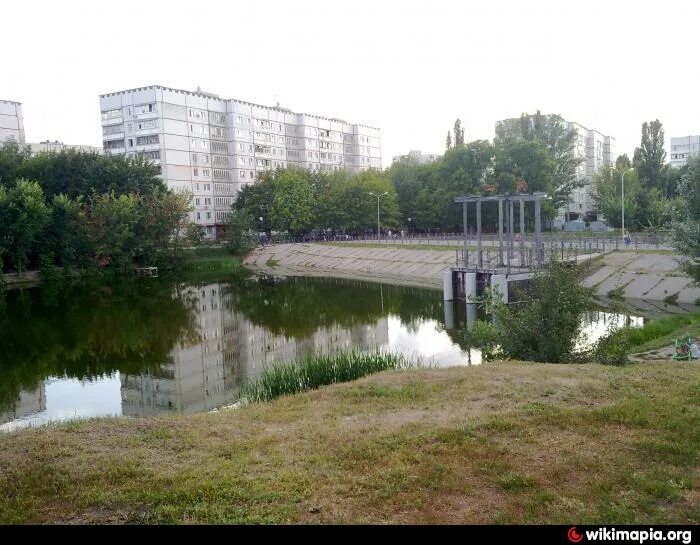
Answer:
[193,168,199,177]
[196,212,201,220]
[103,124,123,135]
[136,119,158,130]
[136,134,159,145]
[195,198,200,205]
[204,184,211,191]
[249,171,254,178]
[239,170,245,178]
[140,150,160,160]
[194,183,200,190]
[101,109,121,121]
[205,198,211,205]
[206,212,212,219]
[103,139,124,149]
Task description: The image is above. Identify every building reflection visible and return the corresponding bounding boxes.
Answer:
[0,383,46,425]
[121,283,389,416]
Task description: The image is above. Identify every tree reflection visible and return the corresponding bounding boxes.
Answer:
[228,276,444,338]
[0,281,199,412]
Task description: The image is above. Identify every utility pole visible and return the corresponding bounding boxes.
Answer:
[369,191,388,239]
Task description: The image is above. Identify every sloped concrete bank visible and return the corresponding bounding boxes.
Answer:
[244,243,700,304]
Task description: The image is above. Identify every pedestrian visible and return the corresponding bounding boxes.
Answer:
[624,231,631,247]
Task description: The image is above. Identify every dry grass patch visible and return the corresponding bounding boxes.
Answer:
[0,361,697,524]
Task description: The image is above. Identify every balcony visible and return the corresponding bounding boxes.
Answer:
[101,116,123,126]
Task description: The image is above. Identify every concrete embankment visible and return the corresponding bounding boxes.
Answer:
[245,243,700,305]
[244,243,454,289]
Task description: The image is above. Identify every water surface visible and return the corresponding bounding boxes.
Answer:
[0,276,643,431]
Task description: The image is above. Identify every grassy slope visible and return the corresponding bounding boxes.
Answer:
[1,361,698,524]
[627,315,700,353]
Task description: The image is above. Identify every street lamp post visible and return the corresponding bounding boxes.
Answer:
[611,167,633,239]
[369,191,388,239]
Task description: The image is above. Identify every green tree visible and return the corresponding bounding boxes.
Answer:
[633,120,667,192]
[269,169,315,233]
[139,188,194,263]
[495,111,582,209]
[594,168,641,229]
[226,208,257,255]
[446,131,452,150]
[672,156,700,283]
[472,263,592,363]
[85,192,141,272]
[42,194,84,268]
[0,180,50,275]
[453,119,465,147]
[0,141,31,185]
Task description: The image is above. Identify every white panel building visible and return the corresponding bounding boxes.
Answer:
[392,150,440,165]
[670,135,700,168]
[0,100,25,144]
[99,86,382,238]
[28,140,103,154]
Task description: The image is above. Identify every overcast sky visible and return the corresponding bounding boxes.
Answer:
[3,0,698,163]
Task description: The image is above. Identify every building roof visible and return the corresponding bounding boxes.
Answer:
[99,85,380,130]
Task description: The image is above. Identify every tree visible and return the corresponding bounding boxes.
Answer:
[85,192,141,272]
[453,119,465,147]
[495,111,582,210]
[0,141,31,185]
[633,120,667,192]
[269,169,315,233]
[594,168,641,229]
[139,188,194,264]
[446,131,452,150]
[42,194,84,268]
[672,156,700,283]
[0,180,50,275]
[227,208,257,255]
[471,263,592,363]
[2,147,165,199]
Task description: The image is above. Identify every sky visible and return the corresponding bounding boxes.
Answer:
[3,0,699,163]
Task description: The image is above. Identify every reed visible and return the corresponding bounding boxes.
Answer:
[242,350,415,403]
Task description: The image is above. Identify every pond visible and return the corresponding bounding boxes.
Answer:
[0,276,644,431]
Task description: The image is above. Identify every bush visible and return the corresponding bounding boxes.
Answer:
[471,263,592,363]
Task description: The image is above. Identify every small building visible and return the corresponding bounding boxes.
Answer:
[28,140,103,155]
[589,221,610,232]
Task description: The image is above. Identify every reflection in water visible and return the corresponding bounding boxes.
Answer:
[0,276,645,431]
[120,284,389,417]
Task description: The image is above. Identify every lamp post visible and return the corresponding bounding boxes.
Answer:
[369,191,388,239]
[610,167,633,238]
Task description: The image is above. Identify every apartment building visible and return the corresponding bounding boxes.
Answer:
[670,135,700,168]
[392,149,440,164]
[496,115,615,220]
[28,140,103,155]
[99,86,382,238]
[0,100,25,144]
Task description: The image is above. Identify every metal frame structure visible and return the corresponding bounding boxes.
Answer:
[454,192,550,272]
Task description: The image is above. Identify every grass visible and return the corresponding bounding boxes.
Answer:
[179,246,241,278]
[623,314,700,353]
[0,361,698,524]
[607,286,626,300]
[265,257,280,268]
[242,350,415,402]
